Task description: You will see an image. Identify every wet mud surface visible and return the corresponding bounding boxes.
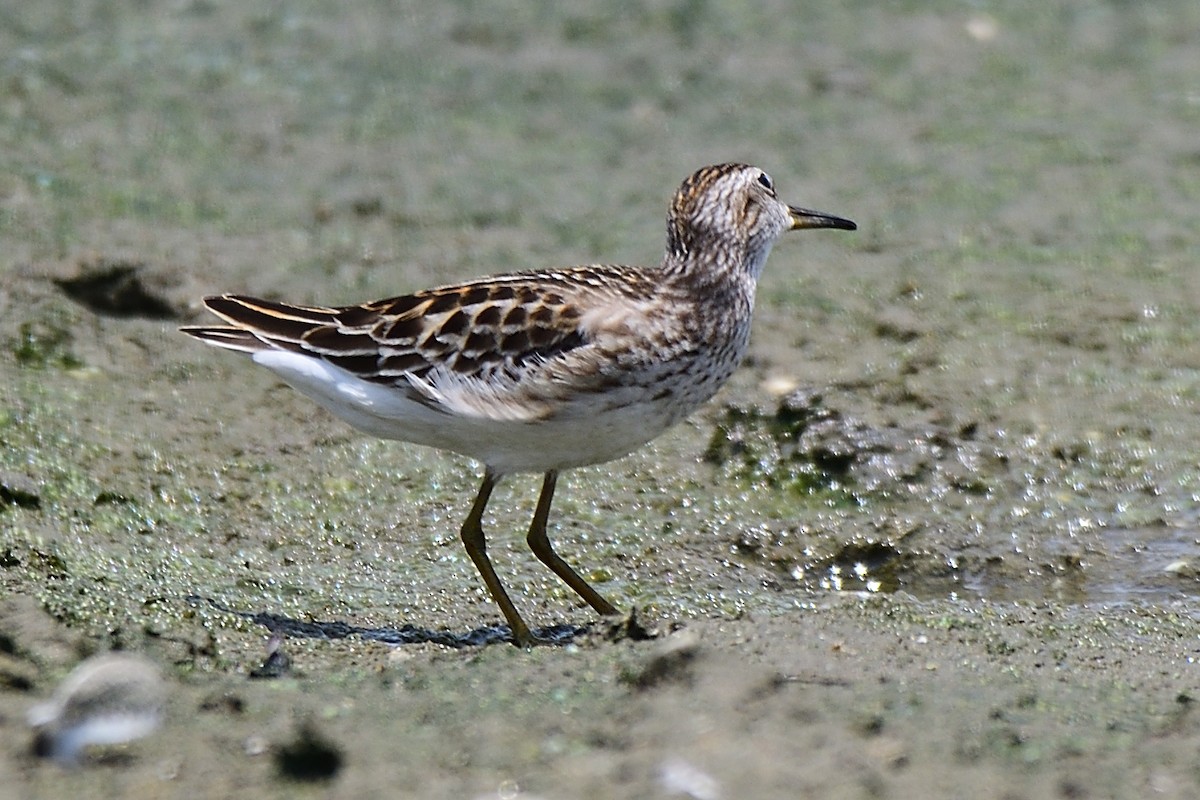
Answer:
[3,2,1200,798]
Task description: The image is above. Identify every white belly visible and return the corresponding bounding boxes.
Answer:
[252,350,718,474]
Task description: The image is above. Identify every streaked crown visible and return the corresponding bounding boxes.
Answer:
[664,163,854,282]
[665,163,792,275]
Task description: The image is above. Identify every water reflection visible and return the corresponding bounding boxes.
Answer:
[779,525,1200,605]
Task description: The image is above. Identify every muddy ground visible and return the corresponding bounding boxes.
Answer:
[2,2,1200,798]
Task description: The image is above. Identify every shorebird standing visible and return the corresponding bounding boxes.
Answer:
[182,163,856,646]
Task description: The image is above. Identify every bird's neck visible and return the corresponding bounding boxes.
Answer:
[660,236,766,299]
[658,245,758,332]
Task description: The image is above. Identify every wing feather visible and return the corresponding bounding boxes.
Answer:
[180,266,661,420]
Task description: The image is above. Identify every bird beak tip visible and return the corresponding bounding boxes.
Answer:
[788,206,857,232]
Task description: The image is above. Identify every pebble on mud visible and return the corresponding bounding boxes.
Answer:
[26,652,167,766]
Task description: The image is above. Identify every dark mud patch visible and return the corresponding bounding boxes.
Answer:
[705,387,994,502]
[0,472,41,511]
[274,721,344,782]
[52,259,180,319]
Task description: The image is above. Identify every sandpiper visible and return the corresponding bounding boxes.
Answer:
[182,163,855,646]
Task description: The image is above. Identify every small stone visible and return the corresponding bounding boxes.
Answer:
[659,756,721,800]
[27,652,166,766]
[1164,559,1196,578]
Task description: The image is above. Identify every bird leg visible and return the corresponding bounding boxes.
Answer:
[526,470,619,617]
[459,469,536,647]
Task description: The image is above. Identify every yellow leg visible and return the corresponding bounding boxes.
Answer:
[459,469,535,647]
[526,471,619,617]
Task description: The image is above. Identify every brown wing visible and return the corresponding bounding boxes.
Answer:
[180,266,654,386]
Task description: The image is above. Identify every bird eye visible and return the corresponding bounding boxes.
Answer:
[756,172,774,192]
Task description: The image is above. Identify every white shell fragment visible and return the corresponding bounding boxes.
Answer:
[27,652,166,765]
